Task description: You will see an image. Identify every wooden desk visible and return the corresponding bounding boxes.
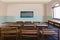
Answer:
[34,22,47,26]
[48,20,60,28]
[24,24,36,29]
[21,30,38,34]
[40,28,58,40]
[8,24,22,27]
[23,24,36,30]
[0,27,19,40]
[40,30,58,35]
[21,29,38,39]
[35,23,48,29]
[0,24,8,28]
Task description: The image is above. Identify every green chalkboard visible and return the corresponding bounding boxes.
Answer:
[20,11,34,18]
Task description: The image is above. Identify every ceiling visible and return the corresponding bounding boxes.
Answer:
[0,0,52,3]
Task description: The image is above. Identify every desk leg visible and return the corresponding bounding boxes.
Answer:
[42,32,44,40]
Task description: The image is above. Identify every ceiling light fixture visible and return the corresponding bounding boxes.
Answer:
[55,4,60,6]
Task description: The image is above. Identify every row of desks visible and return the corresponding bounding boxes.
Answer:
[0,22,59,40]
[0,23,48,29]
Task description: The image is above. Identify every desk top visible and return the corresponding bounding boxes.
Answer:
[0,22,48,28]
[0,24,8,28]
[35,23,48,26]
[40,30,58,35]
[49,20,60,23]
[36,24,48,26]
[40,28,58,35]
[24,24,35,26]
[9,24,22,26]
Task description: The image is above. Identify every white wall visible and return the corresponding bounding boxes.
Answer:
[0,2,7,23]
[0,2,7,16]
[6,3,45,22]
[7,4,44,16]
[0,0,60,23]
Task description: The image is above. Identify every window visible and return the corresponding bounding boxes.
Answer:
[53,5,60,19]
[20,11,34,18]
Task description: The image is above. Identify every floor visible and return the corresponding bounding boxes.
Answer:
[47,24,59,40]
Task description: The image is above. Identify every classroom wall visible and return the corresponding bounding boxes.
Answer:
[6,3,45,22]
[0,0,59,23]
[0,2,7,23]
[45,0,60,21]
